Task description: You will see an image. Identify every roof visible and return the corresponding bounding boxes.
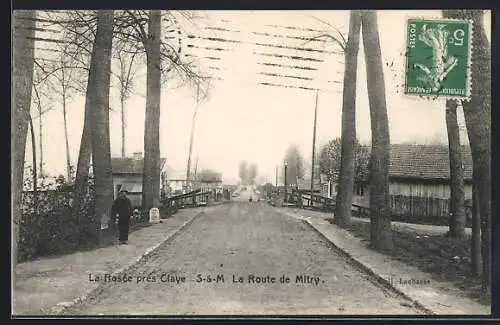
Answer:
[388,144,473,181]
[111,157,166,174]
[197,171,223,183]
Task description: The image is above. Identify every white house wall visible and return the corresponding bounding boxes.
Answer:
[112,175,142,198]
[112,174,165,201]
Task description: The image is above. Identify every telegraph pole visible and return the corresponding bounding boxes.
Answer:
[186,84,200,190]
[275,165,278,188]
[310,89,319,206]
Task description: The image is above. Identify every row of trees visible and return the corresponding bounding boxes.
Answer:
[238,161,258,185]
[13,10,207,268]
[326,10,490,295]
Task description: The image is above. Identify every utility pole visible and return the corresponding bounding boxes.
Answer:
[186,83,200,191]
[193,156,199,189]
[284,161,288,204]
[275,165,278,188]
[310,89,319,206]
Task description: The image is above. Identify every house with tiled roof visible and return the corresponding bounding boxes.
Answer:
[111,152,167,208]
[353,144,473,206]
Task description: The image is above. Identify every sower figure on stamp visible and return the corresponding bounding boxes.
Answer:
[112,190,133,245]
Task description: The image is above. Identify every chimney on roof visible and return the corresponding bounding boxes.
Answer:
[132,152,143,160]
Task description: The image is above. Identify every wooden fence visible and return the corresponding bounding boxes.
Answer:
[390,195,450,219]
[272,189,453,220]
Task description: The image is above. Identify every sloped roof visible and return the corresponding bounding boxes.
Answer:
[111,157,167,174]
[198,174,223,183]
[389,144,473,181]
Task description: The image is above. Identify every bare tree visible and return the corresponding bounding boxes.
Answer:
[12,10,36,268]
[28,113,38,211]
[72,13,99,221]
[361,10,393,251]
[73,56,96,220]
[445,99,466,238]
[442,9,491,297]
[335,10,361,227]
[90,10,115,235]
[31,72,53,179]
[120,10,208,211]
[140,10,162,212]
[471,170,481,276]
[43,53,83,181]
[114,44,139,158]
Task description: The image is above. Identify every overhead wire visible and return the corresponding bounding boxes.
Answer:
[22,11,346,94]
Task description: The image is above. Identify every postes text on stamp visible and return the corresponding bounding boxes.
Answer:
[404,18,472,99]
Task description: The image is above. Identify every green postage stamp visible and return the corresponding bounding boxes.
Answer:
[404,17,472,99]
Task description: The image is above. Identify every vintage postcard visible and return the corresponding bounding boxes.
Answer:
[11,9,492,318]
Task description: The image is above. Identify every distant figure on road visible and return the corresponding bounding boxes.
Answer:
[112,190,133,245]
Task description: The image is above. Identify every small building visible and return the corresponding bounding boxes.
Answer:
[353,144,473,206]
[195,172,223,201]
[111,152,167,208]
[165,169,189,196]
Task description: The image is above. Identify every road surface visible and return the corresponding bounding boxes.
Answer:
[65,202,423,315]
[232,186,259,203]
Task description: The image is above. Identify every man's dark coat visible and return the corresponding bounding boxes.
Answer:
[111,195,132,242]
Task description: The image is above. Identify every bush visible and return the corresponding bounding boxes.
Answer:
[159,202,178,219]
[18,176,98,263]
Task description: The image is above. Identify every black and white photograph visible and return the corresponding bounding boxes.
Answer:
[11,9,492,317]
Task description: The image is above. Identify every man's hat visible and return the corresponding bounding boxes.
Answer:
[120,189,129,194]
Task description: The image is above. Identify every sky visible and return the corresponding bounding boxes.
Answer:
[24,10,491,185]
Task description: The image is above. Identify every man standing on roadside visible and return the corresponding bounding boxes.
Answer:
[111,190,133,245]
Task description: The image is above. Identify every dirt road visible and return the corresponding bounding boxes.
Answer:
[65,202,424,315]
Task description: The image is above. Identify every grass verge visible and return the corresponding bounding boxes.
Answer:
[329,218,489,306]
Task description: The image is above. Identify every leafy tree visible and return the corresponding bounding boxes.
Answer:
[284,144,305,186]
[248,163,258,185]
[239,160,248,184]
[319,138,370,186]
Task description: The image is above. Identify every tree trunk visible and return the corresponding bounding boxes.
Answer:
[445,99,466,238]
[73,24,98,220]
[12,10,36,269]
[142,10,162,212]
[335,10,361,227]
[29,113,38,211]
[90,10,114,236]
[471,171,482,276]
[361,11,393,251]
[121,94,126,158]
[38,109,44,178]
[442,9,491,297]
[62,81,72,182]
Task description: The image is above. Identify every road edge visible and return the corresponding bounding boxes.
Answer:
[49,209,205,315]
[272,206,437,315]
[299,217,436,315]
